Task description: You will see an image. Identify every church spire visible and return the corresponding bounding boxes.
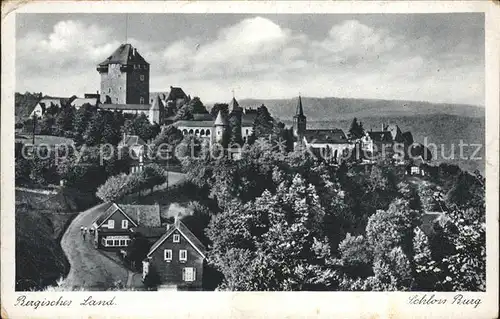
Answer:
[295,95,305,118]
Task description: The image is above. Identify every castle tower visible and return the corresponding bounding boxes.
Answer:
[213,110,228,144]
[97,44,150,105]
[293,95,307,138]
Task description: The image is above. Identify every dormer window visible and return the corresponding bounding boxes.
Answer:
[173,234,180,243]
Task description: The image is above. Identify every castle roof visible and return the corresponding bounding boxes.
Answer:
[368,131,393,143]
[303,129,349,144]
[173,120,214,128]
[98,44,149,66]
[214,110,228,126]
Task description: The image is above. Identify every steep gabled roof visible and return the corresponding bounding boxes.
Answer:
[214,110,228,126]
[166,87,188,101]
[147,220,206,259]
[368,131,393,143]
[92,203,161,228]
[98,44,149,66]
[304,129,349,144]
[92,202,136,227]
[120,204,161,227]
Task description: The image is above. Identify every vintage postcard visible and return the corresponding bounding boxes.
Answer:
[1,1,499,318]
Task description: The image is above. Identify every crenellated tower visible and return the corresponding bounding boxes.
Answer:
[97,44,149,105]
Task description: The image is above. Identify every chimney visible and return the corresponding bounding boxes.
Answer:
[174,215,180,227]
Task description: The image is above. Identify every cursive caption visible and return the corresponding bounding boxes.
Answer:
[409,294,481,308]
[14,295,116,310]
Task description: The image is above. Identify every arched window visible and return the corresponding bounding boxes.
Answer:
[189,129,194,134]
[182,129,188,135]
[195,129,200,136]
[200,130,205,136]
[246,129,249,136]
[206,130,211,136]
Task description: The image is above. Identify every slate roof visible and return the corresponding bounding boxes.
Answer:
[98,44,149,66]
[368,131,393,143]
[402,131,414,144]
[241,113,257,126]
[92,203,161,228]
[167,87,188,101]
[37,99,63,112]
[214,111,227,126]
[120,204,162,227]
[147,220,206,258]
[193,113,213,121]
[173,120,214,128]
[303,129,349,144]
[99,103,152,111]
[71,98,99,108]
[130,226,166,239]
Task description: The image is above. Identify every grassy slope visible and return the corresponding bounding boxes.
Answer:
[15,189,96,291]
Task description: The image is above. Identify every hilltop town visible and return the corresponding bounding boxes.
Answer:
[15,44,485,292]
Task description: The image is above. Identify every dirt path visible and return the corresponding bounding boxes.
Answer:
[60,203,130,290]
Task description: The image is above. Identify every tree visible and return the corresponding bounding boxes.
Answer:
[39,115,55,135]
[72,103,94,145]
[150,125,184,162]
[127,235,152,271]
[210,103,229,118]
[132,113,157,142]
[348,118,364,139]
[83,111,105,145]
[189,97,209,114]
[55,105,75,136]
[96,173,133,202]
[207,175,333,291]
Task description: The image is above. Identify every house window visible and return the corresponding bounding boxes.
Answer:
[124,239,130,246]
[179,250,187,262]
[411,166,419,174]
[108,220,115,229]
[182,267,196,282]
[108,88,111,93]
[173,234,180,243]
[140,75,145,81]
[144,65,148,70]
[122,220,128,229]
[140,97,144,104]
[106,239,113,246]
[164,249,172,262]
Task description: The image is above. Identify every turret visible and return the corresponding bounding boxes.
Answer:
[213,110,227,144]
[293,95,307,138]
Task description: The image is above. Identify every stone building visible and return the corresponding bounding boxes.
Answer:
[293,95,353,161]
[97,43,149,105]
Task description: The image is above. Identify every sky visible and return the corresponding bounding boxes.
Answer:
[16,13,484,106]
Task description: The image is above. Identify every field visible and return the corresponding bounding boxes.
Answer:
[15,134,74,146]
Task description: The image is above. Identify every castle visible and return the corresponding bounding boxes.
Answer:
[97,43,256,144]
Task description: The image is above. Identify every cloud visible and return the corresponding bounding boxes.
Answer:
[16,16,484,106]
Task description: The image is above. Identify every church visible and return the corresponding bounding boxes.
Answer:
[293,96,353,161]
